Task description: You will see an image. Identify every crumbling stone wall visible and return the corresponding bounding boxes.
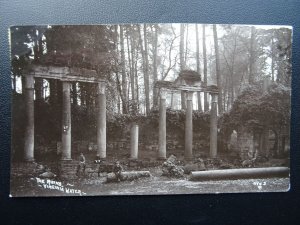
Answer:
[237,126,254,160]
[12,94,211,161]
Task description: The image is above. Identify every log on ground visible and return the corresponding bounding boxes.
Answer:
[189,167,289,181]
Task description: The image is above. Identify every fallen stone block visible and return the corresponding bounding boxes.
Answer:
[106,171,151,183]
[39,171,57,179]
[162,161,184,178]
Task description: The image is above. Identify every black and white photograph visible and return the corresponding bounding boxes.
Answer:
[10,23,291,197]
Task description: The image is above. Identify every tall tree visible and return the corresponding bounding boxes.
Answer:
[137,24,150,115]
[213,24,223,114]
[202,24,209,111]
[143,24,150,114]
[249,26,256,84]
[195,24,202,112]
[180,24,186,109]
[33,29,44,102]
[152,24,159,108]
[120,25,129,114]
[125,26,136,113]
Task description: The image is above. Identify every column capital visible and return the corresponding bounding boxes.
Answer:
[210,93,218,102]
[24,74,34,89]
[186,91,194,101]
[160,88,167,100]
[97,81,106,95]
[131,123,139,128]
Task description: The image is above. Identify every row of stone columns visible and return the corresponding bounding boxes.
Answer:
[23,75,107,162]
[23,74,217,162]
[158,90,218,160]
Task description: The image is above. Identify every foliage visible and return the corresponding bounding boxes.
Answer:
[43,25,116,76]
[220,82,291,135]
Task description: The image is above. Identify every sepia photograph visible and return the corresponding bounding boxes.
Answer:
[10,23,291,197]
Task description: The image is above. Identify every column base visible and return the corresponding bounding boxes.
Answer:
[184,155,194,161]
[157,156,166,161]
[24,158,35,162]
[60,158,72,161]
[129,157,138,161]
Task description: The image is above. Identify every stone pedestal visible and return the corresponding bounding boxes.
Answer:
[97,82,106,159]
[61,81,72,160]
[24,75,35,162]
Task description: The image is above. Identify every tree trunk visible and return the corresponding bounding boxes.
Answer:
[72,82,78,105]
[134,47,140,112]
[249,26,255,84]
[129,27,136,112]
[184,24,189,65]
[138,24,150,115]
[202,25,209,112]
[79,83,86,106]
[12,74,17,93]
[49,79,57,105]
[143,24,150,115]
[180,24,186,110]
[120,25,128,114]
[34,78,43,102]
[126,27,135,113]
[195,24,202,112]
[213,24,223,114]
[33,31,44,102]
[153,24,159,108]
[271,37,275,82]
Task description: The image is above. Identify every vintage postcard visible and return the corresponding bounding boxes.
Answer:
[10,23,291,196]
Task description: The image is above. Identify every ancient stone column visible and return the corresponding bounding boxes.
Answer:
[158,89,167,159]
[24,74,35,161]
[130,124,139,159]
[97,81,106,159]
[185,91,193,160]
[61,81,72,160]
[210,93,218,158]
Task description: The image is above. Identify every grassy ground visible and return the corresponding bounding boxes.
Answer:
[10,148,290,197]
[10,166,290,197]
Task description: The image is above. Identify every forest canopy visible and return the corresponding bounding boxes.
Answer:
[11,24,292,115]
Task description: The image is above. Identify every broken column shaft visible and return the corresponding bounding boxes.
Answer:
[24,74,35,161]
[61,81,72,160]
[97,81,106,159]
[130,124,139,159]
[158,90,167,159]
[185,91,193,160]
[210,93,218,158]
[190,167,289,181]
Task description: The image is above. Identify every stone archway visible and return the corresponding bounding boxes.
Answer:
[22,65,107,162]
[155,75,219,161]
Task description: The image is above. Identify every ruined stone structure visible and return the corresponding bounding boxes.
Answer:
[22,65,106,162]
[155,70,219,160]
[21,66,219,172]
